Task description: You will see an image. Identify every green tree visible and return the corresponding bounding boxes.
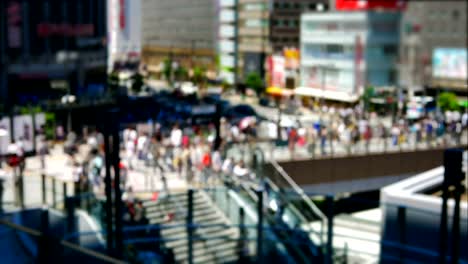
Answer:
[162,58,173,83]
[174,66,188,81]
[131,73,144,93]
[437,92,460,111]
[192,66,206,88]
[245,72,264,97]
[361,85,375,112]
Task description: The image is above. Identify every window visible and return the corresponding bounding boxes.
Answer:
[389,70,397,83]
[383,45,397,56]
[326,44,344,54]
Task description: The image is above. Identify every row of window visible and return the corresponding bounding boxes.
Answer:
[272,18,299,28]
[273,2,328,11]
[271,37,299,44]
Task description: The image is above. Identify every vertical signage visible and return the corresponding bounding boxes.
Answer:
[119,0,125,30]
[354,35,363,93]
[7,0,22,48]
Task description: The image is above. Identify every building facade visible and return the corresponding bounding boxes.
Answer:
[107,0,142,72]
[298,11,401,102]
[0,0,107,108]
[270,0,328,53]
[141,0,218,73]
[218,0,238,84]
[398,1,467,97]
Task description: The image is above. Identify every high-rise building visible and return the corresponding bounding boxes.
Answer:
[237,0,270,80]
[218,0,238,85]
[141,0,218,74]
[270,0,328,52]
[298,11,401,103]
[398,1,467,97]
[107,0,142,72]
[0,0,107,108]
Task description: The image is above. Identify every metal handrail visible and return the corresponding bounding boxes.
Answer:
[0,219,126,264]
[269,159,326,220]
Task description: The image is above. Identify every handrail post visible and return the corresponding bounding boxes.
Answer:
[52,177,56,209]
[63,182,67,209]
[238,207,248,261]
[397,206,406,261]
[41,173,46,205]
[38,208,50,263]
[256,189,263,264]
[65,197,75,237]
[187,189,194,264]
[325,195,334,264]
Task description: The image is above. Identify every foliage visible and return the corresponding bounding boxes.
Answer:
[360,85,376,112]
[19,106,42,114]
[437,92,460,111]
[174,66,188,81]
[45,112,56,140]
[245,72,264,96]
[191,66,206,88]
[162,58,173,83]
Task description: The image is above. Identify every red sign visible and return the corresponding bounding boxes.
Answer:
[335,0,406,11]
[7,1,22,48]
[37,23,94,37]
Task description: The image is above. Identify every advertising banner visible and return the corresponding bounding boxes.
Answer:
[0,118,11,155]
[432,48,467,80]
[14,115,34,152]
[335,0,406,11]
[267,55,285,87]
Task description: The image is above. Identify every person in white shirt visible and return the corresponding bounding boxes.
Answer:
[170,124,182,148]
[233,161,249,178]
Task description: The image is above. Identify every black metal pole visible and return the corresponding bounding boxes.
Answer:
[397,206,406,261]
[38,208,50,264]
[111,110,123,258]
[63,182,67,206]
[214,102,222,151]
[326,195,334,264]
[65,197,75,236]
[448,149,463,264]
[187,189,194,264]
[103,118,114,255]
[256,189,263,264]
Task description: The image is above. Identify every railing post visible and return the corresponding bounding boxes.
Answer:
[256,189,263,264]
[52,177,56,209]
[103,115,114,256]
[65,197,75,237]
[41,173,46,205]
[325,195,334,264]
[38,208,50,263]
[63,182,67,209]
[238,207,248,261]
[397,206,406,261]
[187,189,194,264]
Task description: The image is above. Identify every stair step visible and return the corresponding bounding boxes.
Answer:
[164,228,238,249]
[173,236,239,255]
[176,240,240,262]
[178,244,241,264]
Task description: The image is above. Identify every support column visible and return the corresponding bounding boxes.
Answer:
[256,189,263,264]
[187,189,194,264]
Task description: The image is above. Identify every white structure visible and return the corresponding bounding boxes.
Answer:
[218,0,237,84]
[298,11,401,102]
[107,0,142,72]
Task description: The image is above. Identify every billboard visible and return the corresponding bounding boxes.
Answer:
[14,115,34,152]
[335,0,406,11]
[432,48,467,80]
[267,55,285,87]
[0,118,11,155]
[243,52,265,78]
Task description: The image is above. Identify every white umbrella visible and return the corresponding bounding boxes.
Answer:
[0,128,8,137]
[239,116,256,130]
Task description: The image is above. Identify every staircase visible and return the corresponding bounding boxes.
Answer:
[143,191,242,264]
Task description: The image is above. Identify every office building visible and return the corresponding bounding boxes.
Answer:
[398,1,467,96]
[297,11,401,103]
[270,0,328,52]
[218,0,238,84]
[141,0,218,74]
[0,0,107,108]
[107,0,142,72]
